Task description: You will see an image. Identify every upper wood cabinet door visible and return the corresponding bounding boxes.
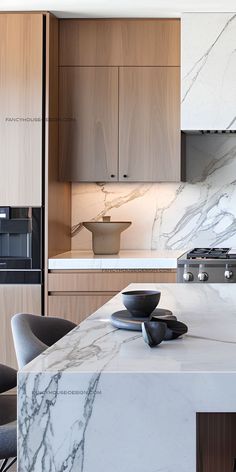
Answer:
[59,19,180,67]
[0,14,43,206]
[119,67,181,182]
[59,67,118,182]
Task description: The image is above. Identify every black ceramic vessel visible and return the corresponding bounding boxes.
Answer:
[144,318,188,343]
[142,321,166,347]
[122,290,161,318]
[159,319,188,340]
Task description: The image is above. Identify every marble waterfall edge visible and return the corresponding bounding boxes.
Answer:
[18,283,236,472]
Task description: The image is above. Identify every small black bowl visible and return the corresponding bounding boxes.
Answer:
[122,290,161,318]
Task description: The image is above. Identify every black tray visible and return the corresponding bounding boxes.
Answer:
[110,308,175,331]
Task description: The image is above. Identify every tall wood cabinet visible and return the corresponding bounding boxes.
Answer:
[0,14,43,206]
[59,19,183,183]
[0,13,71,367]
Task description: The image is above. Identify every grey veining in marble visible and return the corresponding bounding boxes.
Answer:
[71,135,236,251]
[181,13,236,130]
[18,284,236,472]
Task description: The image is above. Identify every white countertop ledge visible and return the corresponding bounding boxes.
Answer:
[48,250,183,270]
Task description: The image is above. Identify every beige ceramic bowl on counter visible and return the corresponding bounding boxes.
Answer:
[83,216,131,255]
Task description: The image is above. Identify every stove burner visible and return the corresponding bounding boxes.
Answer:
[187,248,230,259]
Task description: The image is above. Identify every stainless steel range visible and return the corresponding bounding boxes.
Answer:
[177,248,236,283]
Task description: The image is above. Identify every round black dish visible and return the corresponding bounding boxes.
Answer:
[110,309,188,341]
[110,308,175,331]
[122,290,161,318]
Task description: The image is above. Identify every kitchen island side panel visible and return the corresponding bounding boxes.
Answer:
[18,371,236,472]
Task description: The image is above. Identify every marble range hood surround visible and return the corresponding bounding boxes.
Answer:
[72,134,236,251]
[181,12,236,131]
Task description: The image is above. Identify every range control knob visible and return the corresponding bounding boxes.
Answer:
[183,271,194,282]
[224,269,233,279]
[198,272,209,282]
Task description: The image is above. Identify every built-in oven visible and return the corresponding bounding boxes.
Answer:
[0,207,42,284]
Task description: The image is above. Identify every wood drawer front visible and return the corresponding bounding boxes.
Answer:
[59,19,180,66]
[48,293,115,324]
[48,270,176,292]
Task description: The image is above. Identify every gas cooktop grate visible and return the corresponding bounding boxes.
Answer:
[187,248,230,259]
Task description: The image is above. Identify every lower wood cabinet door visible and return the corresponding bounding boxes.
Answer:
[0,285,41,369]
[48,293,116,324]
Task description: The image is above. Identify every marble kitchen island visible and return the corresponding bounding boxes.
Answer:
[18,284,236,472]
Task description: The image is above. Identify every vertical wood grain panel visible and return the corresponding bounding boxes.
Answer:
[44,13,71,313]
[59,19,180,66]
[45,13,71,258]
[119,67,181,182]
[59,67,118,181]
[197,413,236,472]
[0,14,43,206]
[0,285,41,369]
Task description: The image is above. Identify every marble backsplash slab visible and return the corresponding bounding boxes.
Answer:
[71,135,236,250]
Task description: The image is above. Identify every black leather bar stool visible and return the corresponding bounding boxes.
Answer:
[11,313,76,368]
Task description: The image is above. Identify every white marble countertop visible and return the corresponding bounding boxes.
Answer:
[22,283,236,373]
[48,250,183,270]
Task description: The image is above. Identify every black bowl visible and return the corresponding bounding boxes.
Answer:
[122,290,161,318]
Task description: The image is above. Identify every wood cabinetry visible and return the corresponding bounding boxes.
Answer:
[44,12,71,315]
[119,67,181,181]
[59,19,182,183]
[197,413,236,472]
[0,14,43,206]
[0,285,41,369]
[0,13,70,367]
[48,269,176,323]
[59,65,182,182]
[59,19,180,66]
[59,67,118,181]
